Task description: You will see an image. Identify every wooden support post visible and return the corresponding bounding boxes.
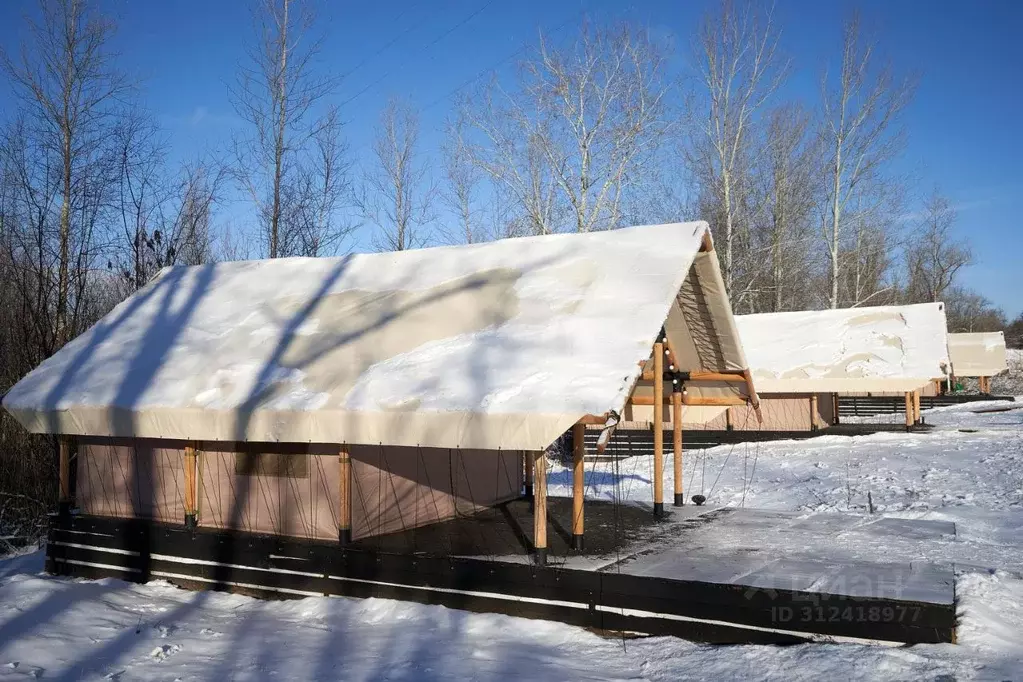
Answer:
[672,390,684,507]
[652,342,665,518]
[58,436,72,516]
[339,445,352,545]
[904,392,913,431]
[913,390,922,425]
[833,393,841,425]
[979,376,989,394]
[725,406,734,431]
[533,450,548,565]
[810,395,820,431]
[184,443,197,529]
[571,423,585,550]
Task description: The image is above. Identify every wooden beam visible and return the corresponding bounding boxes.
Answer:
[184,444,198,528]
[533,450,548,565]
[641,370,747,383]
[904,392,913,431]
[700,230,714,252]
[653,342,665,518]
[912,390,921,424]
[681,395,749,407]
[58,436,72,515]
[810,395,820,431]
[742,368,764,424]
[672,391,683,507]
[339,445,352,545]
[571,423,585,550]
[576,413,610,425]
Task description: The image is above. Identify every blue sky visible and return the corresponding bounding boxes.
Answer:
[0,0,1020,316]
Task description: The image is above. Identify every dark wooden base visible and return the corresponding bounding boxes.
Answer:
[45,513,955,645]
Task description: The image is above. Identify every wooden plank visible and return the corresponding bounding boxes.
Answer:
[672,391,683,506]
[653,342,664,517]
[533,450,547,564]
[641,370,747,383]
[904,392,913,430]
[183,444,197,526]
[339,445,352,545]
[571,424,585,549]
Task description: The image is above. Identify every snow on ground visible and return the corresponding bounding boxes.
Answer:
[1,402,1023,680]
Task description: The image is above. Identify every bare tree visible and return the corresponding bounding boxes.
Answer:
[1,0,131,349]
[461,22,669,236]
[904,191,972,303]
[359,98,434,252]
[819,12,916,308]
[944,286,1006,333]
[231,0,353,258]
[112,109,226,294]
[755,103,820,312]
[692,0,787,295]
[440,114,484,244]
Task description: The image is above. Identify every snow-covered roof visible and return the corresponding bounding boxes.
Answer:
[735,303,951,394]
[948,332,1007,377]
[3,222,752,449]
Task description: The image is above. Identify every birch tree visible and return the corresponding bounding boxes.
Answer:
[440,115,484,244]
[692,0,787,295]
[1,0,131,352]
[359,98,434,252]
[819,13,915,308]
[231,0,353,258]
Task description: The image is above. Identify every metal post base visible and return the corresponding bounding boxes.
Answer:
[674,493,685,507]
[571,534,584,551]
[653,502,665,518]
[184,513,197,530]
[339,528,352,546]
[534,548,547,566]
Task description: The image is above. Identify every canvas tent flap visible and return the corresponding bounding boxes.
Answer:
[735,302,951,395]
[4,222,754,450]
[948,332,1007,377]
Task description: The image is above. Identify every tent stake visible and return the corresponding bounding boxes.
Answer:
[653,342,665,518]
[571,424,585,550]
[533,450,547,565]
[339,446,352,545]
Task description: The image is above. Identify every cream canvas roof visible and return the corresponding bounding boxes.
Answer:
[3,222,752,450]
[948,332,1007,377]
[735,302,951,394]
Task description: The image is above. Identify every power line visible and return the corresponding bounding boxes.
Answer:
[340,3,425,80]
[341,0,497,108]
[420,8,582,115]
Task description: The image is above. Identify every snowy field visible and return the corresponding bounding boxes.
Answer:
[1,399,1023,680]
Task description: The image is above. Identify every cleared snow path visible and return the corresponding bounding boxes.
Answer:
[0,400,1021,680]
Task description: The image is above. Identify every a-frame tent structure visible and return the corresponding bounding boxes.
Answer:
[948,331,1007,394]
[4,221,758,566]
[729,302,951,431]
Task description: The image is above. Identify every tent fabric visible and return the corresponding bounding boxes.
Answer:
[75,437,521,541]
[735,303,951,394]
[948,332,1007,377]
[4,222,753,450]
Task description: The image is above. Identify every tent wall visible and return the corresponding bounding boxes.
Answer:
[76,438,522,542]
[620,393,831,432]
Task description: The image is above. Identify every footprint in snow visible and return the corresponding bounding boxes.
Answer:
[150,644,181,661]
[156,624,177,638]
